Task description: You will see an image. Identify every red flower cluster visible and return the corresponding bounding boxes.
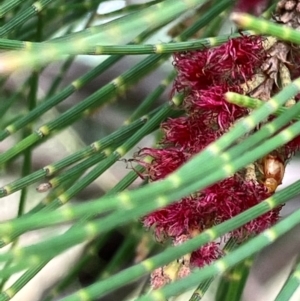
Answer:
[133,35,290,279]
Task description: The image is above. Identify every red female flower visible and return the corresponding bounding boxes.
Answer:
[133,34,292,287]
[186,85,247,129]
[134,147,187,181]
[173,35,266,93]
[190,242,222,268]
[161,113,219,151]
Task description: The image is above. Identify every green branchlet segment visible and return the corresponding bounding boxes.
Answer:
[45,56,75,98]
[0,0,232,144]
[229,93,300,123]
[0,0,52,37]
[16,0,100,42]
[0,0,98,39]
[0,34,238,54]
[274,257,300,301]
[0,71,42,121]
[0,104,173,249]
[53,103,172,206]
[125,71,177,124]
[42,232,111,301]
[0,166,144,301]
[44,0,114,17]
[215,257,253,301]
[0,12,165,135]
[0,0,24,18]
[17,74,38,217]
[0,261,51,301]
[0,0,232,201]
[189,238,239,301]
[0,117,148,197]
[17,16,43,219]
[0,53,166,163]
[231,12,300,44]
[33,173,82,213]
[0,0,214,72]
[43,25,79,99]
[0,25,162,142]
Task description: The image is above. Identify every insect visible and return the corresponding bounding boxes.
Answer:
[262,154,285,193]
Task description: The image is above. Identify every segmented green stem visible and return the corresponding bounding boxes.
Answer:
[231,12,300,44]
[0,0,52,37]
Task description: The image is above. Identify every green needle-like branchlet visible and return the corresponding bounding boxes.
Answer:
[0,0,24,18]
[0,35,240,54]
[0,116,148,197]
[231,12,300,44]
[0,0,210,71]
[0,26,159,141]
[0,104,172,248]
[0,0,232,161]
[0,166,144,300]
[0,0,52,37]
[274,257,300,301]
[216,257,253,301]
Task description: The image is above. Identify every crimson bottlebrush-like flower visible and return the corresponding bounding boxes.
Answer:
[190,242,223,267]
[143,176,275,241]
[143,197,205,240]
[133,147,187,181]
[186,85,247,129]
[161,113,219,151]
[285,138,300,155]
[173,35,266,93]
[132,31,300,288]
